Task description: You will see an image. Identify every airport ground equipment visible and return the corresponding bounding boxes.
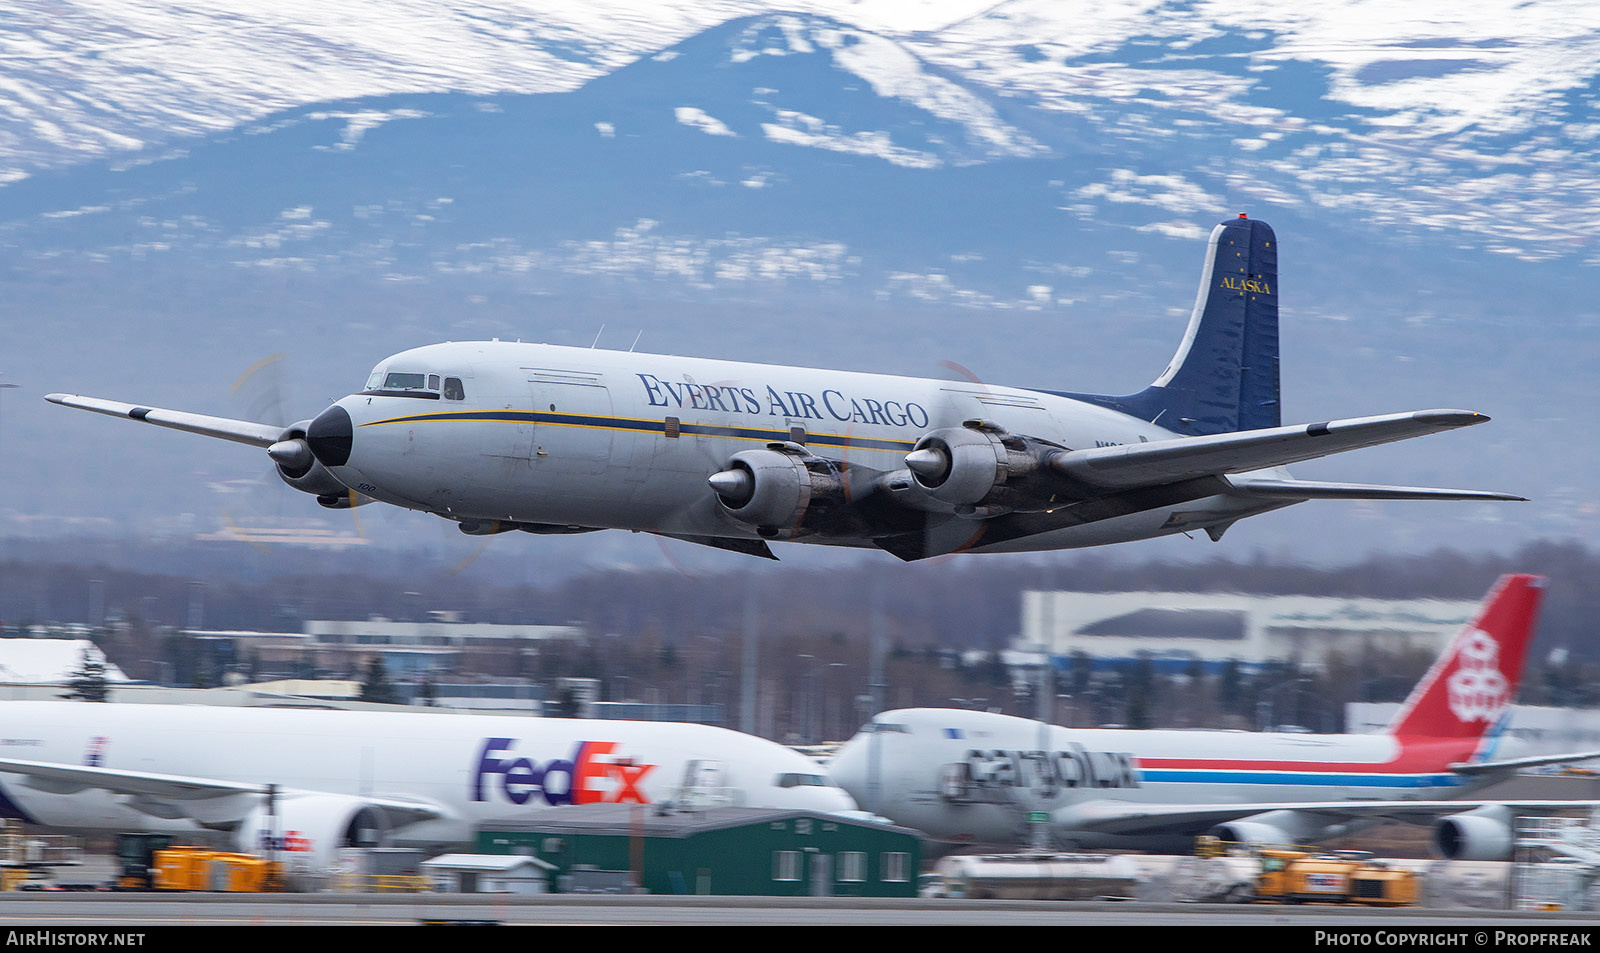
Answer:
[151,846,284,892]
[0,819,84,890]
[930,852,1142,900]
[1512,814,1600,910]
[114,832,174,889]
[1251,847,1419,906]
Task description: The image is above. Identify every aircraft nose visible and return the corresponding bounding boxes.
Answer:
[827,740,866,801]
[306,404,353,467]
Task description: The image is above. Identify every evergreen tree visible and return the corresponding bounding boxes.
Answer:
[61,647,110,703]
[358,656,399,705]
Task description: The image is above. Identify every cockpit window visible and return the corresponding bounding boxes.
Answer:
[861,721,910,734]
[361,370,459,401]
[384,372,428,390]
[776,773,833,788]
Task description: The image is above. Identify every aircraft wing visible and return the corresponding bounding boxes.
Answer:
[0,757,447,826]
[45,394,281,448]
[1049,409,1523,497]
[1054,798,1599,838]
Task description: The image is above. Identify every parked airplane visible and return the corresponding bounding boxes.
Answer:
[828,575,1595,859]
[47,216,1521,560]
[0,705,854,872]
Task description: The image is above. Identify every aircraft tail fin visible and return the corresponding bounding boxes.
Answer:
[1386,574,1546,741]
[1058,215,1280,436]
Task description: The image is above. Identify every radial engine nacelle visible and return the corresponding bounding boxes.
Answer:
[268,419,349,498]
[707,442,847,538]
[903,420,1068,516]
[267,418,373,509]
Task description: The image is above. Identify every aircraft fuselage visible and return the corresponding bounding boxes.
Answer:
[320,341,1276,552]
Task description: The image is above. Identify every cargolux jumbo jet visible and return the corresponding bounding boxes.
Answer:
[47,216,1521,561]
[829,575,1596,860]
[0,706,853,873]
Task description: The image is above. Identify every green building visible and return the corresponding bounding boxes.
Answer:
[477,805,924,897]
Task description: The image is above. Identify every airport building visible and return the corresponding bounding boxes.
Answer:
[1017,589,1484,674]
[181,612,586,681]
[478,805,923,897]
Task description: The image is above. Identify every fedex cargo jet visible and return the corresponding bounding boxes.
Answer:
[828,575,1594,859]
[0,707,853,872]
[47,215,1521,561]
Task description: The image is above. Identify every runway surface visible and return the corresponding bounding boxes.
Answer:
[1,895,1599,927]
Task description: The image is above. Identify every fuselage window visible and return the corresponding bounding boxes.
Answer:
[444,378,465,400]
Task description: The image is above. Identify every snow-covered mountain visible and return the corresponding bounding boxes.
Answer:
[6,1,1600,262]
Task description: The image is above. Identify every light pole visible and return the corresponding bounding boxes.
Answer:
[0,379,17,560]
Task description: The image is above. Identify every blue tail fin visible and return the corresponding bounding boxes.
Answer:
[1060,215,1280,436]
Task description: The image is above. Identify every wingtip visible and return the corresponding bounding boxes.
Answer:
[44,393,67,405]
[1414,409,1492,427]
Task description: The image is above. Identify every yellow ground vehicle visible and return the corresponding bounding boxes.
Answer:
[1254,847,1419,906]
[115,833,174,890]
[116,836,284,892]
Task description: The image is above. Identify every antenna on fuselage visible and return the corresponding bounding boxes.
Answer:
[590,325,606,349]
[629,330,643,352]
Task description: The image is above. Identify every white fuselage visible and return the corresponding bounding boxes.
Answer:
[0,702,854,850]
[325,342,1280,551]
[827,709,1503,849]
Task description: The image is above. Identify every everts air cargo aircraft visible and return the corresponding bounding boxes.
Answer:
[47,216,1522,560]
[829,575,1596,860]
[0,707,854,873]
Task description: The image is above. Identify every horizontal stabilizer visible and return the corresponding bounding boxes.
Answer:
[1051,409,1492,490]
[1449,751,1600,776]
[1228,477,1527,502]
[46,394,280,448]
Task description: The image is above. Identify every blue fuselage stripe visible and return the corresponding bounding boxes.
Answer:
[1140,769,1467,789]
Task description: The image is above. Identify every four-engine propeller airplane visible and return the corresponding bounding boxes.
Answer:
[48,216,1523,559]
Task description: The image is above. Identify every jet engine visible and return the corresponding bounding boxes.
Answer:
[1432,805,1513,861]
[706,443,846,537]
[903,421,1066,516]
[1206,809,1324,847]
[236,793,392,879]
[1206,819,1300,846]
